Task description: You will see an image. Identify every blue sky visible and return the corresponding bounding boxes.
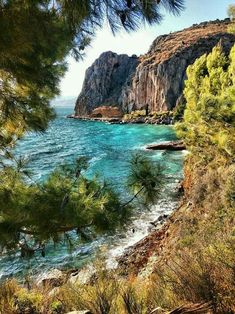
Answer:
[59,0,232,97]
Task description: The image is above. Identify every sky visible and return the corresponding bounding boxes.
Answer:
[59,0,232,98]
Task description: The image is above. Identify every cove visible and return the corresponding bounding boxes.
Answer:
[0,106,183,281]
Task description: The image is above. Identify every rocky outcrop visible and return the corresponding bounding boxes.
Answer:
[146,140,186,151]
[74,19,235,117]
[90,106,123,118]
[75,51,138,116]
[123,18,235,112]
[123,110,174,124]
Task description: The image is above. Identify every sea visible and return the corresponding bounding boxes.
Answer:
[0,104,184,281]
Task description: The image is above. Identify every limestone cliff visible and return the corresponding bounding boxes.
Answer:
[75,51,138,116]
[75,19,235,117]
[123,19,235,112]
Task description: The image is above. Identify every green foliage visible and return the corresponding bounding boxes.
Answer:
[127,154,164,205]
[123,110,173,121]
[176,44,235,235]
[15,289,43,314]
[173,101,186,121]
[0,0,184,153]
[50,300,64,314]
[176,44,235,163]
[173,42,235,313]
[0,2,69,151]
[123,110,146,120]
[0,280,18,314]
[0,154,165,256]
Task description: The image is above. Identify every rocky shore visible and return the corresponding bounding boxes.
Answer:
[38,212,174,285]
[67,114,122,123]
[67,110,174,125]
[38,203,182,285]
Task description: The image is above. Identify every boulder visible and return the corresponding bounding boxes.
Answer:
[90,106,123,119]
[146,140,186,151]
[36,269,65,288]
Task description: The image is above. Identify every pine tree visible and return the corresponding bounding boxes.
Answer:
[0,155,165,256]
[0,0,183,256]
[176,44,235,163]
[0,0,184,150]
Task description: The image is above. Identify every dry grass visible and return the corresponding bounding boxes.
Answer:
[1,242,234,314]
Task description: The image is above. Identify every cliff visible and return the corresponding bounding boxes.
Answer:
[75,51,138,116]
[74,19,235,117]
[123,18,234,112]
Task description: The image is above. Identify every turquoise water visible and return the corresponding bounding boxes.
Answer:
[0,106,183,280]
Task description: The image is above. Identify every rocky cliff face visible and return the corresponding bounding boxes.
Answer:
[75,19,235,116]
[75,51,138,116]
[123,19,235,113]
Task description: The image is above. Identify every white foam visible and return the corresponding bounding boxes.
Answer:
[106,198,177,269]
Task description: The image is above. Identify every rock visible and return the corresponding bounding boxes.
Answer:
[148,215,169,232]
[74,19,234,120]
[117,223,172,275]
[68,264,96,285]
[90,106,122,119]
[175,180,184,194]
[36,269,65,288]
[123,19,234,113]
[157,214,169,222]
[146,140,186,151]
[75,51,138,116]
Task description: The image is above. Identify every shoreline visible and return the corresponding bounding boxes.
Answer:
[67,112,175,125]
[39,184,184,286]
